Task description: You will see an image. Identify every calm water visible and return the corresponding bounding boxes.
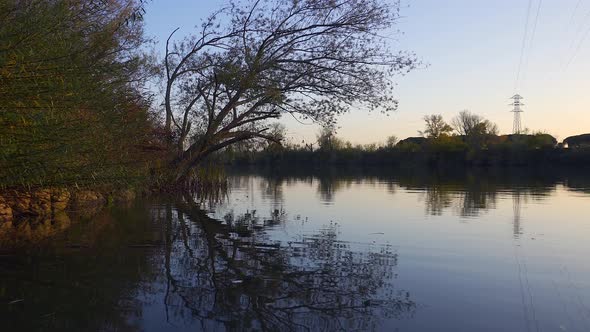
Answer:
[1,167,590,331]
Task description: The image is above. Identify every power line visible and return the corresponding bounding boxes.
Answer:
[528,0,543,56]
[541,0,588,82]
[565,22,590,70]
[520,0,543,89]
[563,2,590,71]
[515,0,534,92]
[572,3,590,37]
[558,0,584,48]
[569,0,584,23]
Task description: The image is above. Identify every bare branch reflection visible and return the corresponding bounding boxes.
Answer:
[155,196,415,331]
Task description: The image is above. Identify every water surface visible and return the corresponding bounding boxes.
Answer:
[1,167,590,331]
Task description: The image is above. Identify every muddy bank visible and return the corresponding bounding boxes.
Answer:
[0,188,136,247]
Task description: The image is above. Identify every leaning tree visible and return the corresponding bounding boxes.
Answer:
[162,0,417,183]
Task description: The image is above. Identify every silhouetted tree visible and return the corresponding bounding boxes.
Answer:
[452,110,498,137]
[419,114,453,139]
[317,126,344,151]
[161,0,417,183]
[452,110,498,148]
[386,135,399,148]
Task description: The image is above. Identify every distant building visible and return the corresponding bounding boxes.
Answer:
[563,134,590,148]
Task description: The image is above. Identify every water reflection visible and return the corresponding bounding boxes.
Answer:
[2,167,590,331]
[160,197,415,330]
[0,206,159,332]
[232,167,579,218]
[0,212,72,248]
[1,196,415,331]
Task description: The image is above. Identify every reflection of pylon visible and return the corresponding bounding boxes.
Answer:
[512,192,522,238]
[510,94,524,134]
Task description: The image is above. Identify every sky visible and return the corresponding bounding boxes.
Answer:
[144,0,590,144]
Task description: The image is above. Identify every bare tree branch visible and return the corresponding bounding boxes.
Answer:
[161,0,417,182]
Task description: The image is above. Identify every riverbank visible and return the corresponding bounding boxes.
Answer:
[227,145,590,168]
[0,188,137,221]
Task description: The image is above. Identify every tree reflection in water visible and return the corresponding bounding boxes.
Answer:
[229,167,570,219]
[413,178,552,218]
[7,168,587,330]
[158,196,415,331]
[255,167,559,218]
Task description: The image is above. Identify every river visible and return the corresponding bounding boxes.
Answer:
[1,167,590,331]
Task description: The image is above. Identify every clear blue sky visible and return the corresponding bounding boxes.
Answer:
[144,0,590,144]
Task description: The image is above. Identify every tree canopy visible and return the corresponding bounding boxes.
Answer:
[419,114,453,139]
[451,110,498,137]
[162,0,417,182]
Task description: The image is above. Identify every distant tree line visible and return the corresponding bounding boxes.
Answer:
[224,111,590,167]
